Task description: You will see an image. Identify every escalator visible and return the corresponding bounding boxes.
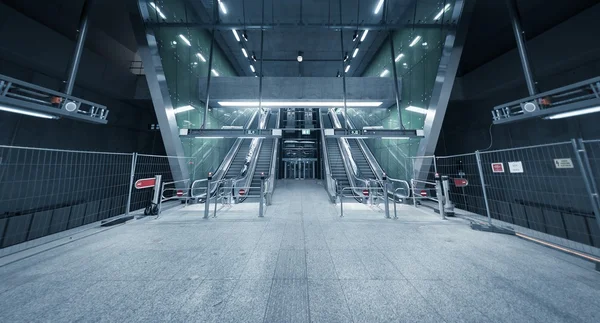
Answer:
[248,138,274,197]
[347,139,377,180]
[223,139,252,179]
[326,138,350,189]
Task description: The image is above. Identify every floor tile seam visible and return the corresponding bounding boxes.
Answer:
[299,188,313,323]
[260,247,283,323]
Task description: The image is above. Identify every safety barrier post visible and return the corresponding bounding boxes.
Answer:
[383,175,390,219]
[434,173,446,220]
[475,151,492,225]
[204,173,212,219]
[213,188,218,217]
[442,175,455,216]
[125,153,137,215]
[573,139,600,232]
[411,179,417,208]
[340,188,344,217]
[259,173,265,217]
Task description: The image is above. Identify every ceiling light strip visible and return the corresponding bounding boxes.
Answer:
[217,101,383,107]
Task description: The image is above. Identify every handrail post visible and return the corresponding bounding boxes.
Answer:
[204,173,212,219]
[383,174,390,219]
[434,173,446,220]
[125,152,137,215]
[259,173,265,217]
[213,187,218,217]
[340,188,344,217]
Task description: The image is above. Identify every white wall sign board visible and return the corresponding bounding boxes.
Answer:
[491,162,504,173]
[554,158,574,169]
[508,161,524,173]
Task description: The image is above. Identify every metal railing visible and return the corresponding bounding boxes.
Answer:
[338,186,391,218]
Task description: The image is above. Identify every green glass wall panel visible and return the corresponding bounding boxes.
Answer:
[350,0,457,180]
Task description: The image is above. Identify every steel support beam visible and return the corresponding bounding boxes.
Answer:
[414,0,474,182]
[506,0,538,96]
[143,22,455,31]
[63,0,93,95]
[338,0,349,131]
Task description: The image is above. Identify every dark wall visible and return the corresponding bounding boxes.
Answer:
[438,3,600,156]
[0,2,164,154]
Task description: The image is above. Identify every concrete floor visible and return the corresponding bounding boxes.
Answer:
[0,180,599,322]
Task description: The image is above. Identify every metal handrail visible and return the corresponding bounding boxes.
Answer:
[341,110,386,181]
[266,109,281,202]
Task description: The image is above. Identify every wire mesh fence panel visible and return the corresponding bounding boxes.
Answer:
[478,142,600,248]
[435,153,489,217]
[0,146,133,249]
[407,156,437,183]
[129,154,194,212]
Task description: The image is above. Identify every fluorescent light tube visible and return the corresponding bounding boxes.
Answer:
[149,2,166,19]
[218,0,227,14]
[173,105,194,114]
[409,36,422,47]
[360,30,369,42]
[352,48,359,58]
[212,69,219,76]
[406,105,428,114]
[250,65,255,72]
[374,0,384,14]
[345,65,351,73]
[0,104,58,119]
[382,137,410,140]
[545,106,600,120]
[217,101,383,107]
[395,53,404,62]
[178,34,191,46]
[232,29,240,42]
[196,136,225,139]
[196,53,206,62]
[241,48,248,57]
[434,4,451,20]
[380,69,389,77]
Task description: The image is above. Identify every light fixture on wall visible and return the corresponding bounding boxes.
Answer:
[343,53,349,62]
[394,53,404,62]
[178,34,191,46]
[251,52,257,61]
[406,105,428,114]
[149,2,167,19]
[0,104,58,119]
[434,4,451,21]
[409,35,422,47]
[196,53,206,62]
[380,69,389,77]
[297,51,304,62]
[545,106,600,120]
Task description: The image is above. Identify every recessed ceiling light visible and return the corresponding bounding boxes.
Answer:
[250,65,255,72]
[360,30,369,42]
[434,4,451,20]
[345,65,351,73]
[178,34,191,46]
[196,53,206,62]
[218,0,227,15]
[380,69,389,77]
[217,101,383,107]
[352,48,359,58]
[374,0,384,14]
[0,104,58,119]
[545,106,600,120]
[149,2,167,19]
[242,30,248,41]
[241,48,248,57]
[232,29,240,42]
[211,69,219,76]
[409,36,422,47]
[297,51,304,62]
[406,105,428,114]
[394,53,404,62]
[173,105,195,114]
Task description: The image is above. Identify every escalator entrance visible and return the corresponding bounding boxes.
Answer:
[283,158,317,179]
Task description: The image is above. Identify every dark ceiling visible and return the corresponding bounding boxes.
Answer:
[3,0,598,79]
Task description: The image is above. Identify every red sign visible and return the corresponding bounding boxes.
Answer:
[176,190,184,197]
[454,178,469,187]
[239,189,246,196]
[362,189,369,196]
[491,163,504,173]
[420,190,428,197]
[135,178,156,189]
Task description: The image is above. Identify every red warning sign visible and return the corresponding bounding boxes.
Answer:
[362,189,369,196]
[135,178,156,189]
[491,163,505,173]
[239,189,246,196]
[420,190,428,197]
[176,190,184,197]
[454,178,468,187]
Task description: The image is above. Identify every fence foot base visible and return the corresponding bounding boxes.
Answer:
[433,208,455,217]
[101,215,134,227]
[470,222,515,235]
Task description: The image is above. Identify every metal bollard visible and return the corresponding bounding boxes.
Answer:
[383,175,390,219]
[340,189,344,217]
[259,173,265,217]
[204,173,212,219]
[441,175,455,216]
[213,188,218,217]
[434,173,446,220]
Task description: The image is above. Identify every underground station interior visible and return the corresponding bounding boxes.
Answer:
[1,0,600,322]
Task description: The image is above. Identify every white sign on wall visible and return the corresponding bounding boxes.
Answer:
[554,158,574,169]
[508,161,524,173]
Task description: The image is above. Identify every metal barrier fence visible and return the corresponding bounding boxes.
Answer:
[433,140,600,250]
[0,145,133,250]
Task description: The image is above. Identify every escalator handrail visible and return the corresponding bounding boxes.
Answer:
[266,109,281,196]
[318,110,337,200]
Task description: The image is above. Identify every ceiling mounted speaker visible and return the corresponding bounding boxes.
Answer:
[64,101,78,112]
[522,101,538,113]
